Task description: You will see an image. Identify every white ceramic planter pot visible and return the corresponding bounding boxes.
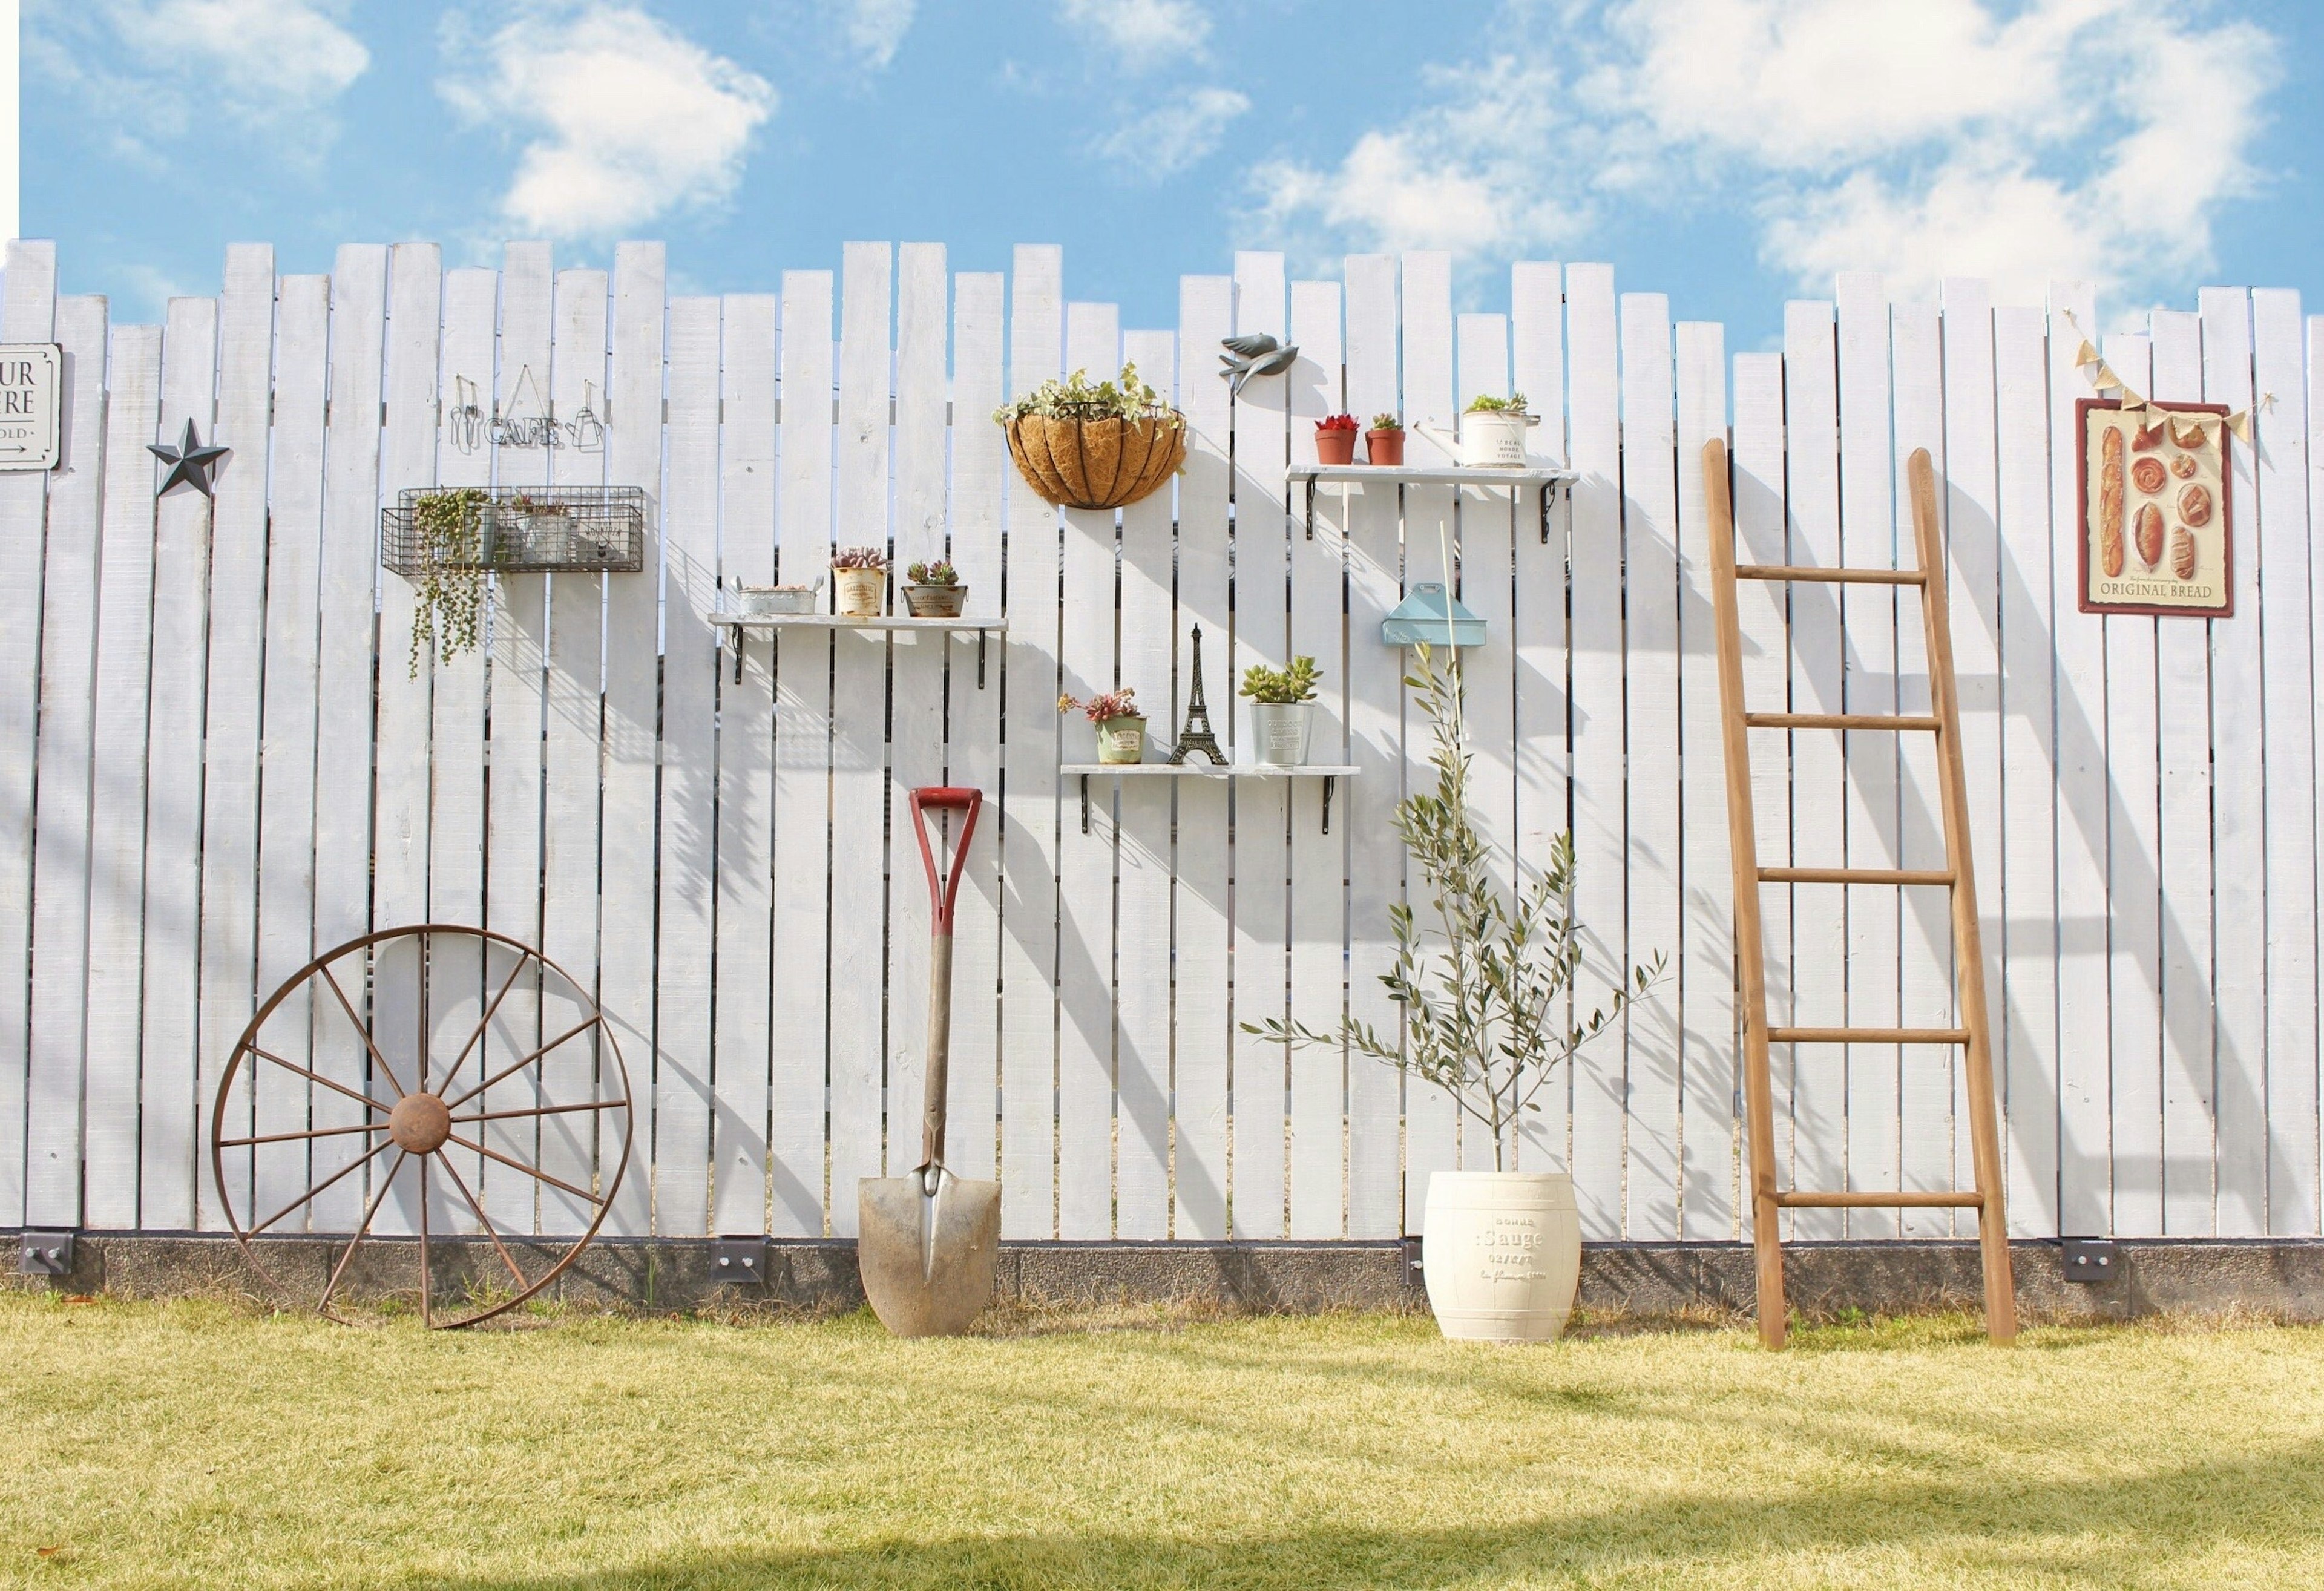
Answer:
[1457,409,1537,468]
[1250,701,1313,766]
[1096,715,1146,765]
[1420,1171,1582,1342]
[833,566,885,617]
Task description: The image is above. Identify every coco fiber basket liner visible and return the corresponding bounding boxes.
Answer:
[1003,411,1187,511]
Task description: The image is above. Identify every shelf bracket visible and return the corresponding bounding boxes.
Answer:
[1322,775,1336,834]
[731,630,746,683]
[1304,476,1316,539]
[1079,773,1091,835]
[978,628,988,689]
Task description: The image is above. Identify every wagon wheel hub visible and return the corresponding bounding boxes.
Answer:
[388,1092,451,1155]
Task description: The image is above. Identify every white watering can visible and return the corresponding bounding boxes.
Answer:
[1414,408,1540,469]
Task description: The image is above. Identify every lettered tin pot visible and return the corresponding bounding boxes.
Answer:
[1420,1171,1582,1342]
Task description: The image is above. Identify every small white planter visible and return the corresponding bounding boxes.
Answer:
[1420,1170,1582,1342]
[735,582,821,616]
[1096,715,1146,765]
[833,566,885,617]
[1457,409,1538,468]
[1250,701,1313,766]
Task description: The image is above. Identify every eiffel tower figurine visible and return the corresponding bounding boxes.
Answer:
[1169,625,1227,765]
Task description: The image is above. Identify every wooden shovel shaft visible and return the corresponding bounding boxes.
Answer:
[922,930,953,1168]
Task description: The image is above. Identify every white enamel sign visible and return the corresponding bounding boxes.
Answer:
[0,344,61,471]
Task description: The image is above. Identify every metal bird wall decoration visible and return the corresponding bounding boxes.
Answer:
[148,419,229,499]
[1219,333,1298,397]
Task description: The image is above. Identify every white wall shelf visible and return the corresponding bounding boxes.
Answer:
[1062,761,1360,833]
[1287,462,1577,542]
[706,612,1006,684]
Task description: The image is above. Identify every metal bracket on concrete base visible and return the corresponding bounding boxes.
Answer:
[2061,1238,2116,1283]
[18,1231,74,1276]
[1400,1236,1425,1291]
[711,1236,769,1285]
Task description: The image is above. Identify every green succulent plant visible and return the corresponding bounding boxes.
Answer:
[1464,392,1531,415]
[1239,655,1322,704]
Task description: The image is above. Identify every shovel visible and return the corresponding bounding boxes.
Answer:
[858,786,1000,1337]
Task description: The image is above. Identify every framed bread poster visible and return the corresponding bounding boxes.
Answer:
[2077,399,2232,617]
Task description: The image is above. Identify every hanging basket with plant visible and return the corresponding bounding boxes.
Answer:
[996,361,1187,511]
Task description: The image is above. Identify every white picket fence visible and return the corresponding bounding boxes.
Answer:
[2,237,2320,1245]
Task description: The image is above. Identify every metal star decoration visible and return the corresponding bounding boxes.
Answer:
[149,418,229,499]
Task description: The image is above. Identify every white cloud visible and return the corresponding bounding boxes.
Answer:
[1104,85,1249,178]
[842,0,916,69]
[441,5,776,239]
[1059,0,1210,72]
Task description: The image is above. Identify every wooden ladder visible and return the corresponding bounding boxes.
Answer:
[1702,440,2017,1349]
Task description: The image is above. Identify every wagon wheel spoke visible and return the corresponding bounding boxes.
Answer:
[218,1120,392,1149]
[318,1149,407,1319]
[435,1152,531,1297]
[248,1045,397,1120]
[419,1158,434,1328]
[445,1132,604,1207]
[443,1014,603,1112]
[317,962,410,1101]
[247,1135,398,1238]
[431,950,534,1104]
[448,1098,625,1126]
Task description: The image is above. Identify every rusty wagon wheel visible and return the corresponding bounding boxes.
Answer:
[212,925,631,1328]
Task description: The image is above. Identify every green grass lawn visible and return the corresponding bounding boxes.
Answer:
[5,1294,2323,1589]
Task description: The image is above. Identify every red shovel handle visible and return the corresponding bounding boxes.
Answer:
[908,787,982,934]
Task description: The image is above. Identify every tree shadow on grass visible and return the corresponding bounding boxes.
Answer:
[417,1442,2324,1590]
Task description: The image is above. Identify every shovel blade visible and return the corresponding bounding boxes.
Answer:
[857,1172,1001,1337]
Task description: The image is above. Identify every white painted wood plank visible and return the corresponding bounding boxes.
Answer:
[537,266,609,1236]
[1509,260,1569,1181]
[1940,278,2001,1239]
[1731,350,1791,1239]
[1399,249,1459,1230]
[308,246,388,1232]
[886,244,950,1212]
[2100,331,2162,1238]
[1230,251,1289,1238]
[1889,296,1952,1238]
[1676,317,1736,1241]
[1056,297,1120,1240]
[2047,284,2111,1239]
[828,241,893,1238]
[1566,263,1625,1239]
[1993,304,2060,1238]
[82,323,162,1232]
[1620,292,1682,1239]
[597,241,665,1238]
[2201,285,2265,1238]
[771,267,834,1236]
[140,295,217,1230]
[1782,298,1848,1240]
[945,271,1006,1189]
[655,294,721,1236]
[425,267,495,1237]
[2252,288,2315,1238]
[248,276,326,1230]
[0,240,54,1228]
[1287,282,1344,1235]
[712,290,777,1236]
[23,295,108,1228]
[2149,309,2215,1235]
[1835,274,1900,1238]
[1173,271,1233,1239]
[196,243,275,1232]
[2302,308,2324,1238]
[1117,325,1176,1241]
[483,241,551,1237]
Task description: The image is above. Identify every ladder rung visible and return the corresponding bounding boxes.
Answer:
[1759,867,1954,886]
[1746,712,1942,732]
[1773,1190,1984,1209]
[1736,563,1926,587]
[1767,1026,1971,1045]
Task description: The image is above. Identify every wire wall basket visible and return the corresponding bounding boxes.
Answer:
[381,486,647,577]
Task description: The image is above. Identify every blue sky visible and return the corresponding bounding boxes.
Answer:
[25,1,2324,349]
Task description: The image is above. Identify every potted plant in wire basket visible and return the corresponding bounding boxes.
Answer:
[407,486,491,677]
[1241,655,1321,766]
[996,361,1186,511]
[1060,687,1146,766]
[831,545,888,618]
[1244,645,1664,1343]
[903,559,967,618]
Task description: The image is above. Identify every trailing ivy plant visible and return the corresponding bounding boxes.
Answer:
[409,487,490,678]
[994,361,1173,424]
[1242,644,1664,1166]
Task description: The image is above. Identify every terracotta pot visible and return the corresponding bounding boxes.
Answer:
[1421,1171,1582,1342]
[833,566,885,617]
[1315,427,1357,465]
[1002,412,1187,510]
[1095,715,1146,766]
[904,583,967,618]
[1366,428,1406,467]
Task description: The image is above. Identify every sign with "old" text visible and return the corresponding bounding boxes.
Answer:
[0,346,63,472]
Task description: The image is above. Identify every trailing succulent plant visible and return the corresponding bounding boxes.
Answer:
[1239,655,1322,704]
[1369,413,1404,432]
[830,545,888,571]
[409,487,491,677]
[1058,687,1141,723]
[994,361,1173,424]
[1465,392,1531,415]
[906,560,961,588]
